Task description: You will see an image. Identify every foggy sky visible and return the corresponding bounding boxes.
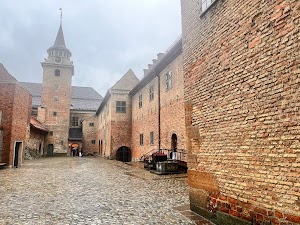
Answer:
[0,0,182,96]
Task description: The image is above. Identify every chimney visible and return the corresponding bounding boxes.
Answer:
[143,69,149,76]
[37,107,47,124]
[152,59,158,65]
[148,64,153,70]
[157,53,165,60]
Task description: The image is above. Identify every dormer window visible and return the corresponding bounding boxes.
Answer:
[59,52,62,56]
[55,69,60,76]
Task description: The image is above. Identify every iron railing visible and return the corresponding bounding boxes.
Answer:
[140,148,187,162]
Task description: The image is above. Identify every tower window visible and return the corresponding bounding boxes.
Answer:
[91,140,96,144]
[55,69,60,76]
[89,123,94,127]
[53,112,57,116]
[116,101,126,113]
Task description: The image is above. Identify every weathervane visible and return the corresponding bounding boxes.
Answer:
[59,8,63,24]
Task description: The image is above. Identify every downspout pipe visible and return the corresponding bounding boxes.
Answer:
[154,68,161,151]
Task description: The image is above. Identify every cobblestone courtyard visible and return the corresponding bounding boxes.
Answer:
[0,157,207,225]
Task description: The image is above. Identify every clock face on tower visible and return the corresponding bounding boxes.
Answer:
[55,57,62,63]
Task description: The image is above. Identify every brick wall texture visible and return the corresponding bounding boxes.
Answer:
[97,91,133,159]
[82,114,98,155]
[131,53,186,161]
[41,64,73,154]
[0,66,32,166]
[181,0,299,224]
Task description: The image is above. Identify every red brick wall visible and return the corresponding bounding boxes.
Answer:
[0,83,32,166]
[131,53,186,160]
[97,91,133,159]
[181,0,300,223]
[41,64,72,154]
[0,83,15,164]
[110,92,132,158]
[159,54,186,154]
[132,78,159,160]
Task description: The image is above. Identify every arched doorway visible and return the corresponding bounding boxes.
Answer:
[70,143,79,156]
[116,146,131,162]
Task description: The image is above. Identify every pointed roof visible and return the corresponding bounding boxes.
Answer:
[47,23,71,54]
[96,69,140,115]
[54,24,66,48]
[0,63,17,83]
[111,69,140,91]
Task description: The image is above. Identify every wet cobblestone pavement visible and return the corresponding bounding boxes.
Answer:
[0,157,198,225]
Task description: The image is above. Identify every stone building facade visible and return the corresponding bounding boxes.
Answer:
[181,0,300,224]
[0,64,32,167]
[26,117,48,157]
[96,69,139,159]
[130,39,186,161]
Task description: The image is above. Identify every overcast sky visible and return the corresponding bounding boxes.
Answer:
[0,0,182,96]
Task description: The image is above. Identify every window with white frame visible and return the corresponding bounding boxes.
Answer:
[165,70,172,91]
[138,94,143,108]
[201,0,216,13]
[71,117,79,127]
[150,132,154,145]
[149,85,154,101]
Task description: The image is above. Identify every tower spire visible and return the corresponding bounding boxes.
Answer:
[59,8,63,25]
[46,8,71,58]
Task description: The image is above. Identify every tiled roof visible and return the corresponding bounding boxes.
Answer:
[20,82,103,111]
[30,117,48,132]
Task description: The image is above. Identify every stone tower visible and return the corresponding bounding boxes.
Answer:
[40,21,74,154]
